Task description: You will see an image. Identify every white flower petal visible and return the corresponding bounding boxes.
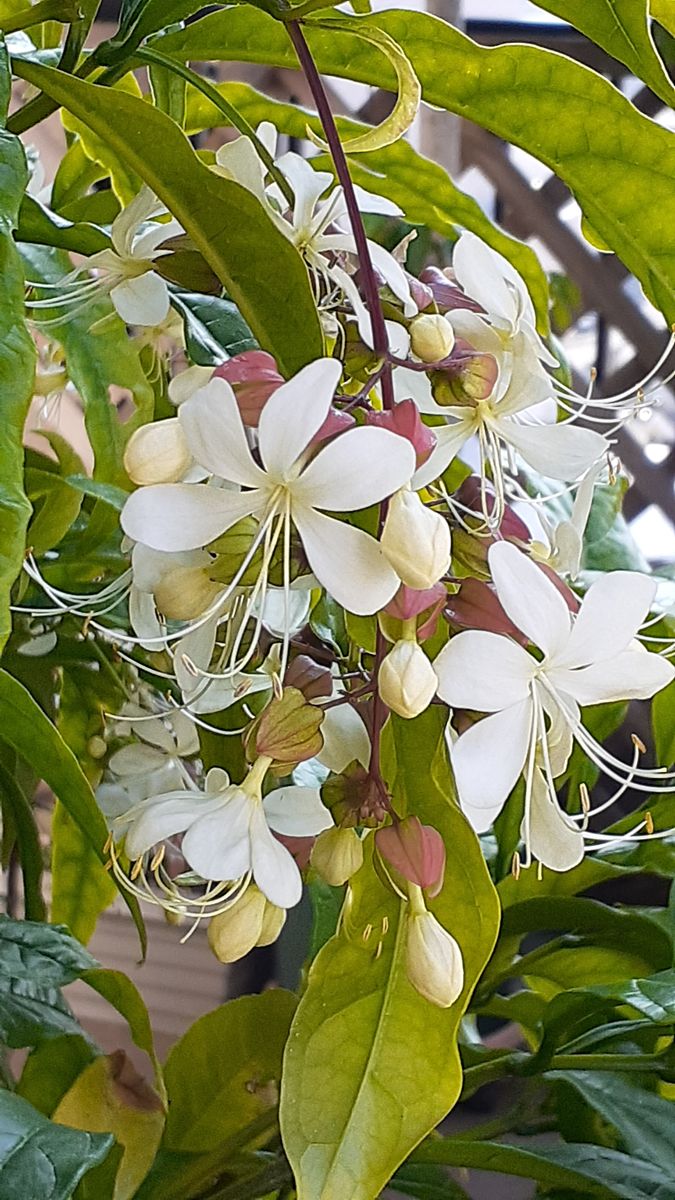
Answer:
[180,379,268,487]
[214,135,266,198]
[121,483,264,552]
[435,629,535,712]
[249,802,302,907]
[259,586,312,637]
[412,419,474,490]
[549,649,675,706]
[111,187,162,257]
[451,699,533,832]
[277,152,333,234]
[452,232,518,329]
[109,744,168,777]
[133,217,183,260]
[182,789,253,881]
[129,587,162,649]
[489,542,572,660]
[556,571,657,668]
[257,358,342,479]
[125,791,218,859]
[317,703,371,773]
[293,506,400,616]
[174,616,218,695]
[526,770,584,872]
[263,786,332,837]
[498,419,608,481]
[353,184,403,217]
[293,426,415,512]
[111,271,170,327]
[168,365,214,407]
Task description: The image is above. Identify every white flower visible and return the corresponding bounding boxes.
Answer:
[121,358,416,616]
[122,760,332,908]
[405,885,464,1008]
[434,541,674,868]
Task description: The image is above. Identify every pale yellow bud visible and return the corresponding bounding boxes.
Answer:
[409,314,455,363]
[378,640,438,720]
[406,905,463,1008]
[153,566,222,620]
[311,827,364,886]
[208,886,266,963]
[381,489,451,590]
[256,900,287,947]
[124,418,192,485]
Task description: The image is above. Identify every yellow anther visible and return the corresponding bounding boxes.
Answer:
[631,733,647,754]
[511,851,521,881]
[645,811,655,835]
[130,857,144,881]
[362,923,373,943]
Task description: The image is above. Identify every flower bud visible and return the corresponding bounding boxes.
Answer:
[208,886,267,963]
[376,817,445,895]
[284,655,333,702]
[406,904,464,1008]
[256,898,287,947]
[124,419,193,486]
[214,352,283,427]
[366,399,436,467]
[409,314,455,363]
[311,827,364,886]
[381,489,451,590]
[420,266,483,314]
[249,687,324,766]
[378,640,438,720]
[153,565,222,620]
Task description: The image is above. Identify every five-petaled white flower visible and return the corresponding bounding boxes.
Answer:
[434,541,674,869]
[122,761,332,908]
[121,358,416,616]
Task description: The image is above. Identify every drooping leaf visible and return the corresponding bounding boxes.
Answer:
[0,763,46,921]
[53,1052,164,1200]
[281,709,500,1200]
[163,990,297,1152]
[0,1090,112,1200]
[413,1137,672,1199]
[13,60,324,377]
[81,969,165,1105]
[17,195,111,255]
[0,668,145,951]
[0,43,36,654]
[532,0,675,108]
[162,5,675,321]
[184,81,549,328]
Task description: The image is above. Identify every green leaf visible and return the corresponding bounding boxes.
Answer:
[81,968,166,1106]
[0,49,36,654]
[652,0,675,38]
[162,5,675,321]
[0,763,46,921]
[309,19,421,154]
[184,81,549,329]
[163,990,297,1152]
[51,803,117,947]
[532,0,675,108]
[413,1137,672,1199]
[390,1163,469,1200]
[653,676,675,766]
[115,0,207,47]
[0,668,145,952]
[17,1035,97,1117]
[170,289,258,366]
[0,1090,112,1200]
[554,1071,675,1172]
[21,245,153,489]
[281,709,500,1200]
[17,194,111,255]
[0,915,97,986]
[25,434,85,555]
[14,61,324,377]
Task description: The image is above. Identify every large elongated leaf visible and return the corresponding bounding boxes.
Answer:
[184,81,549,329]
[0,1090,112,1200]
[13,61,323,376]
[532,0,675,107]
[0,668,145,951]
[82,968,165,1104]
[0,44,36,654]
[413,1137,672,1199]
[0,916,96,986]
[162,6,675,321]
[281,709,500,1200]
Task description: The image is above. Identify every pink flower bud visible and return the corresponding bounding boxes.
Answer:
[376,816,446,895]
[366,398,436,467]
[419,266,484,314]
[385,582,447,622]
[406,272,434,311]
[214,351,283,427]
[446,577,527,643]
[540,561,580,613]
[455,477,532,542]
[310,407,356,448]
[285,655,333,701]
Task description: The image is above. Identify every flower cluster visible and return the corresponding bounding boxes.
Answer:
[23,120,675,1006]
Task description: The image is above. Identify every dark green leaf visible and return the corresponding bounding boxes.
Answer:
[17,195,111,255]
[0,1090,112,1200]
[170,289,258,366]
[0,916,96,986]
[0,764,45,920]
[553,1071,675,1171]
[14,61,324,377]
[0,668,145,952]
